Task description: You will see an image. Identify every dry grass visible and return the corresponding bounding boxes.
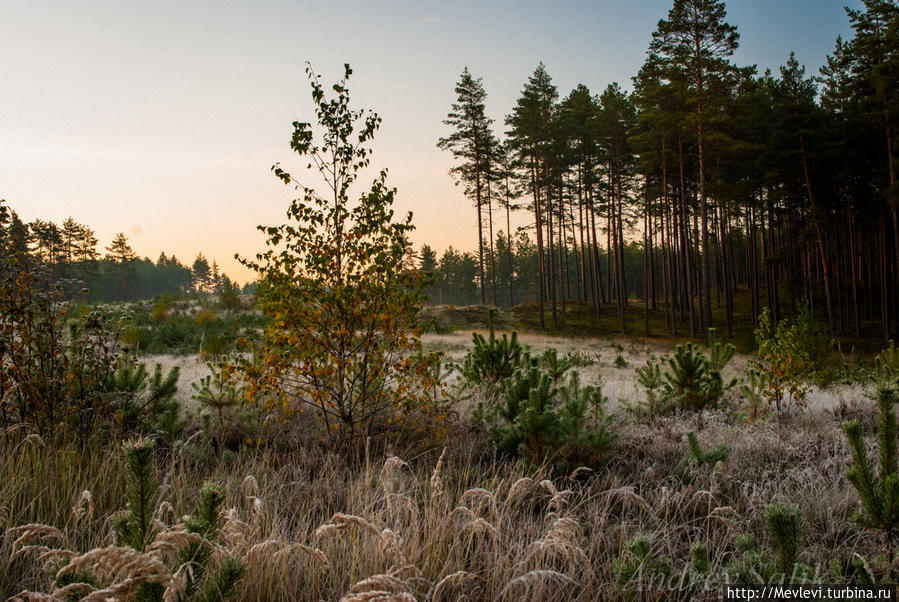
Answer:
[422,331,873,414]
[1,393,883,600]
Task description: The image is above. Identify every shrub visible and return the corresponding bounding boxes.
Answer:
[613,534,671,592]
[195,307,218,327]
[634,360,665,415]
[564,350,597,368]
[725,505,812,584]
[753,302,831,412]
[150,297,170,324]
[218,276,244,311]
[110,361,181,438]
[0,223,178,441]
[765,503,806,579]
[462,308,524,386]
[233,64,444,451]
[540,348,574,382]
[191,362,258,450]
[660,339,735,412]
[485,356,615,472]
[739,368,766,423]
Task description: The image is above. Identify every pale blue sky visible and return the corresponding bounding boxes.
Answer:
[1,0,859,282]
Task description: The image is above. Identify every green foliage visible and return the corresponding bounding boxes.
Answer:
[485,356,615,471]
[690,542,709,574]
[874,340,899,385]
[563,350,597,368]
[726,506,812,584]
[634,360,665,414]
[0,219,183,441]
[191,362,257,450]
[105,439,243,601]
[199,556,245,602]
[724,533,763,584]
[112,362,181,438]
[843,384,899,580]
[121,303,260,356]
[462,308,523,385]
[680,431,729,468]
[234,64,444,450]
[177,483,229,599]
[613,354,629,369]
[660,339,735,412]
[113,438,159,552]
[150,297,170,324]
[193,366,242,424]
[739,368,766,423]
[614,534,671,591]
[706,328,736,372]
[218,276,244,311]
[539,347,573,382]
[753,303,831,412]
[765,503,806,578]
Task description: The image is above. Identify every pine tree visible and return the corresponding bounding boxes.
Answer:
[419,244,438,303]
[438,67,494,305]
[597,83,637,333]
[843,385,899,577]
[192,253,211,294]
[105,232,136,300]
[506,63,559,329]
[559,84,604,316]
[650,0,739,332]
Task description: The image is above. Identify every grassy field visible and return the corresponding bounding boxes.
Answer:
[2,399,880,600]
[3,292,895,600]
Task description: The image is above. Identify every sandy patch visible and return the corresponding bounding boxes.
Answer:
[422,331,875,413]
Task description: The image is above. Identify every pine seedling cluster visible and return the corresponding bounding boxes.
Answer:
[485,354,615,472]
[614,535,716,597]
[74,438,245,601]
[614,534,672,591]
[660,340,735,412]
[111,362,181,437]
[726,505,812,584]
[462,308,523,385]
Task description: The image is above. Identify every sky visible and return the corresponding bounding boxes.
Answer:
[1,0,860,284]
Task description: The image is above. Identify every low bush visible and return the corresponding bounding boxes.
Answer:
[483,354,615,472]
[753,302,831,412]
[462,308,524,386]
[661,339,735,412]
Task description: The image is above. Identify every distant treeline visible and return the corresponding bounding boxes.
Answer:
[2,205,247,302]
[420,233,651,308]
